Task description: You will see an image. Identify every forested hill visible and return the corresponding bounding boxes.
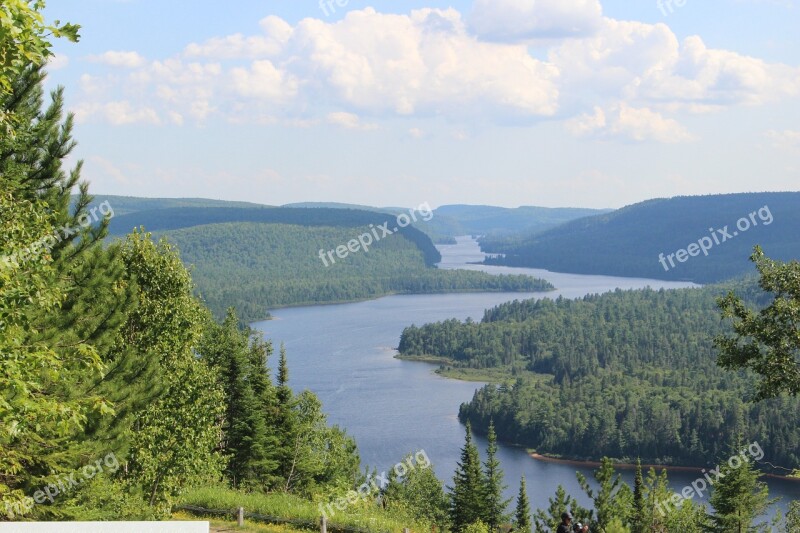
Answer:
[107,206,442,266]
[397,280,800,470]
[481,192,800,283]
[431,204,611,237]
[75,194,268,216]
[95,204,554,322]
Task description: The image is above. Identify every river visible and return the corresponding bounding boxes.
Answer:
[252,236,799,519]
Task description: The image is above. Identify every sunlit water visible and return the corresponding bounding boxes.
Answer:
[252,236,799,519]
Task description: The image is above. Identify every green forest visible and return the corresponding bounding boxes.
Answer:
[159,221,552,322]
[2,5,799,532]
[100,203,558,322]
[398,281,800,469]
[481,193,800,283]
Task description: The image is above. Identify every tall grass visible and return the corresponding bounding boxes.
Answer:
[179,485,426,533]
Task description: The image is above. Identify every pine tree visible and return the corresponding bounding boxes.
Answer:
[577,457,633,531]
[632,459,645,532]
[1,66,136,506]
[278,342,291,404]
[199,309,282,489]
[483,420,511,530]
[533,485,591,533]
[449,421,486,532]
[513,476,531,533]
[708,444,773,532]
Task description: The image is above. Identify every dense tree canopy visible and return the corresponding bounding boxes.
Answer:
[399,283,800,469]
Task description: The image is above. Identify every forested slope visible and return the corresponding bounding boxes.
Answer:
[398,281,800,470]
[162,222,553,322]
[481,192,800,283]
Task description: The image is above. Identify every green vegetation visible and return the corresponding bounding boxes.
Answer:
[81,194,267,217]
[179,486,422,533]
[157,222,553,322]
[481,193,800,283]
[3,9,797,531]
[398,281,800,469]
[716,246,800,400]
[279,202,610,244]
[0,61,361,522]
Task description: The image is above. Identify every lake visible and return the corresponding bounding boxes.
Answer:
[252,236,799,519]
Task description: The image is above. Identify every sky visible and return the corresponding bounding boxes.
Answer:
[42,0,800,209]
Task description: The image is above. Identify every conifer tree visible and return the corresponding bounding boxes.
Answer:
[449,421,486,532]
[483,420,511,530]
[632,459,645,532]
[1,66,136,505]
[708,444,772,532]
[577,457,633,531]
[513,476,531,533]
[533,485,591,533]
[200,309,280,489]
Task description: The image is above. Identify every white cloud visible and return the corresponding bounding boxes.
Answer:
[765,129,800,148]
[230,60,298,101]
[69,6,800,133]
[75,101,161,125]
[567,103,695,143]
[550,18,800,111]
[184,16,293,59]
[326,112,378,130]
[88,50,146,68]
[469,0,603,42]
[408,127,425,138]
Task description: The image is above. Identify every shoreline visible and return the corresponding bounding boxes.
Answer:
[529,453,800,481]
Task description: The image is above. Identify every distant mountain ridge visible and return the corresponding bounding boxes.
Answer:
[481,192,800,283]
[84,195,609,243]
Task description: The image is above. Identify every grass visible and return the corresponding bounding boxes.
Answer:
[173,510,307,533]
[178,485,423,533]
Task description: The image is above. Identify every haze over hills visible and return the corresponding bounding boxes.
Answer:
[481,192,800,283]
[88,196,607,244]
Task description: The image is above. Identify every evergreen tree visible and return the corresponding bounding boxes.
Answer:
[277,343,292,412]
[450,421,487,532]
[577,458,633,532]
[200,309,278,489]
[1,66,136,511]
[533,485,591,533]
[707,444,772,532]
[513,476,531,533]
[632,459,645,532]
[483,420,511,530]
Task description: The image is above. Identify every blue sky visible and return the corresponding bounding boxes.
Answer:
[43,0,800,209]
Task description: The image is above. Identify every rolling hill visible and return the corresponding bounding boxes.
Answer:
[481,192,800,283]
[89,200,554,321]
